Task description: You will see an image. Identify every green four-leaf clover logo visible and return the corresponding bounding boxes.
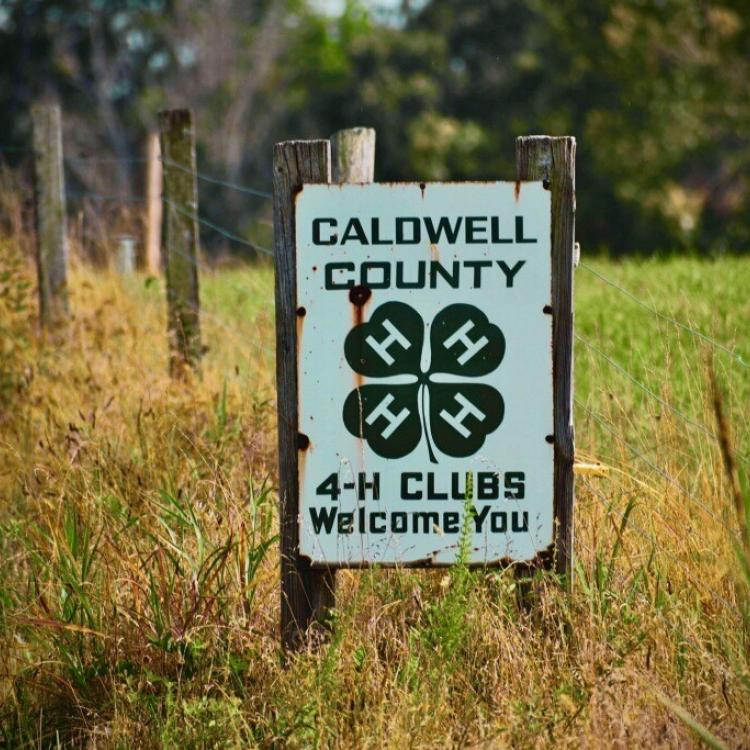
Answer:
[342,302,505,463]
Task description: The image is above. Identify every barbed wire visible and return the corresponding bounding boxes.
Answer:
[579,262,749,369]
[576,333,750,467]
[576,478,740,682]
[161,196,272,257]
[68,186,273,257]
[575,398,742,544]
[159,156,272,200]
[189,301,275,360]
[62,152,272,199]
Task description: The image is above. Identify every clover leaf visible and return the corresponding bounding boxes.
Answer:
[342,301,505,463]
[343,301,422,377]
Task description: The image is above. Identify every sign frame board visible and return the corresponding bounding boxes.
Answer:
[295,181,554,567]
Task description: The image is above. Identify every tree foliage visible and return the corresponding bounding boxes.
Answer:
[0,0,747,253]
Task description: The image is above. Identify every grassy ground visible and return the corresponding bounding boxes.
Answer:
[0,240,749,748]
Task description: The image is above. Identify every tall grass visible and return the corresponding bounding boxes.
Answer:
[0,238,749,747]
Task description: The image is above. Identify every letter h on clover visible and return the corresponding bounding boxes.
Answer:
[343,302,505,463]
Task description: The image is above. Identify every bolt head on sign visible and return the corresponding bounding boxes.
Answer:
[295,182,553,565]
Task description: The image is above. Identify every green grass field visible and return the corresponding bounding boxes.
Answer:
[1,246,749,748]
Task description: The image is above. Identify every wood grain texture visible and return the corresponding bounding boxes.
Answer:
[516,135,576,583]
[331,127,376,183]
[159,109,201,377]
[31,103,69,328]
[274,140,334,652]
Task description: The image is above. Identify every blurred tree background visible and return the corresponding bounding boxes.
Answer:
[0,0,747,255]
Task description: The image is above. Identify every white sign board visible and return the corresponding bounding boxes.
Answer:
[295,182,553,565]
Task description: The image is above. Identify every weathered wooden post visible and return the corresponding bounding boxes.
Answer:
[274,130,377,652]
[274,140,334,651]
[145,130,162,274]
[331,127,375,183]
[516,135,576,583]
[31,103,69,328]
[159,109,201,377]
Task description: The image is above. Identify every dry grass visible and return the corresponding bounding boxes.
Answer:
[0,233,748,748]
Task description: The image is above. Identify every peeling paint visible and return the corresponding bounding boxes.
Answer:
[348,286,372,391]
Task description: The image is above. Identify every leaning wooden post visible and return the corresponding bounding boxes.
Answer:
[331,127,375,183]
[516,135,576,583]
[159,109,201,377]
[144,131,162,274]
[274,140,334,651]
[31,103,69,328]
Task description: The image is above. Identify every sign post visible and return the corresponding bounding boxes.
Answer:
[516,136,576,582]
[274,134,576,650]
[274,140,335,652]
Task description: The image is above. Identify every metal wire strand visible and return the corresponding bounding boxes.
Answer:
[579,262,749,369]
[162,196,273,256]
[576,333,750,467]
[160,156,272,199]
[579,474,737,613]
[163,238,276,328]
[575,398,742,544]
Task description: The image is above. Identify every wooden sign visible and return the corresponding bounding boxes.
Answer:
[273,136,576,650]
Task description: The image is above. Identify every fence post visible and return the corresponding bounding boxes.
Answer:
[516,135,576,584]
[159,109,201,377]
[115,234,136,274]
[274,139,334,652]
[331,127,376,183]
[31,103,69,328]
[145,131,162,274]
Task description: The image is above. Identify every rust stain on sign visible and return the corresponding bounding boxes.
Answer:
[348,285,372,390]
[295,305,306,360]
[349,284,372,325]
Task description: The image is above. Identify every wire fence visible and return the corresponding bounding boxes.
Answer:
[160,156,272,199]
[579,474,737,612]
[64,154,274,256]
[576,332,750,468]
[579,261,749,369]
[19,147,750,634]
[576,397,742,543]
[161,196,273,256]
